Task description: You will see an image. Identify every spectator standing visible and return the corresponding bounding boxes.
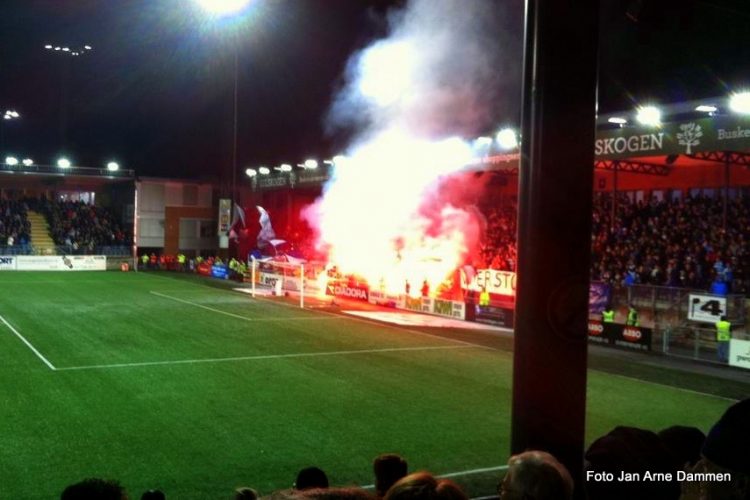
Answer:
[626,303,639,326]
[715,315,731,363]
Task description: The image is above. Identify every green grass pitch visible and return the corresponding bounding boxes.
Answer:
[0,271,738,499]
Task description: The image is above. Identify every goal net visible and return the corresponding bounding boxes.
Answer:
[249,258,307,308]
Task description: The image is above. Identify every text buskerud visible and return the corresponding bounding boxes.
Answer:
[587,470,732,483]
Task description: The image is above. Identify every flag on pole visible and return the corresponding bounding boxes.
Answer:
[256,205,276,246]
[228,203,247,241]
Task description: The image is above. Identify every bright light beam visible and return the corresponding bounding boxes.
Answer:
[195,0,252,16]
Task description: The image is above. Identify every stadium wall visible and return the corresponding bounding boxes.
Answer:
[164,206,216,255]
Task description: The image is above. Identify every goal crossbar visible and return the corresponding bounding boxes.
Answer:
[250,257,305,308]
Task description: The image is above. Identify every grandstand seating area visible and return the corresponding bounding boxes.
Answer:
[477,204,517,272]
[35,198,130,254]
[475,192,748,294]
[0,199,31,253]
[589,193,747,294]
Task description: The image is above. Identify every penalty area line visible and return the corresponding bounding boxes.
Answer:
[0,314,56,370]
[54,344,474,371]
[149,291,341,322]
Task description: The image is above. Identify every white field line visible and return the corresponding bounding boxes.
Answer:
[359,464,509,489]
[140,273,498,351]
[250,294,498,352]
[149,291,340,322]
[589,369,740,402]
[55,345,472,371]
[0,314,56,370]
[143,275,736,402]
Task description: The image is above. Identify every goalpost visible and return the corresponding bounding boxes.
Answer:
[250,257,305,308]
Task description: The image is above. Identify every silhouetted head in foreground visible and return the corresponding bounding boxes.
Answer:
[384,472,467,500]
[499,450,573,500]
[61,478,127,500]
[373,454,408,498]
[296,467,330,491]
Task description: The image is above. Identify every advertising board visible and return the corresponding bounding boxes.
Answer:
[0,256,16,270]
[14,255,107,271]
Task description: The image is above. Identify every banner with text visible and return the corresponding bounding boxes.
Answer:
[729,339,750,370]
[0,256,16,270]
[14,255,107,271]
[462,269,516,296]
[588,320,652,351]
[595,115,750,160]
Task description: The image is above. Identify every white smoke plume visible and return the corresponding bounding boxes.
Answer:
[303,0,516,295]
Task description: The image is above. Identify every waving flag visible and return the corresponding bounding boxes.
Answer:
[256,206,276,247]
[227,203,247,241]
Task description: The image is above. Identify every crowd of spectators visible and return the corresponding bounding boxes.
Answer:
[0,199,31,248]
[472,191,749,294]
[37,198,130,253]
[590,193,748,294]
[476,203,517,272]
[55,398,750,500]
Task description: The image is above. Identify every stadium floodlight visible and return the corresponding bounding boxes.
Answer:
[729,92,750,114]
[62,47,70,52]
[608,117,627,125]
[258,166,270,175]
[57,157,71,169]
[496,128,518,150]
[695,104,717,113]
[54,46,61,51]
[636,105,661,126]
[278,163,293,172]
[332,155,348,164]
[5,156,18,166]
[303,159,318,169]
[194,0,252,16]
[323,159,334,165]
[106,161,119,171]
[474,136,493,147]
[44,44,53,49]
[245,168,257,177]
[22,158,33,166]
[84,45,92,50]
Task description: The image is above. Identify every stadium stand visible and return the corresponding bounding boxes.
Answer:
[35,197,130,254]
[473,191,748,294]
[0,199,32,254]
[589,193,748,294]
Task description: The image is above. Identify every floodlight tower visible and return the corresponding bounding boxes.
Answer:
[43,43,93,149]
[1,109,20,152]
[194,0,252,224]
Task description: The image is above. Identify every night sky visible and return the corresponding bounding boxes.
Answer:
[1,0,748,180]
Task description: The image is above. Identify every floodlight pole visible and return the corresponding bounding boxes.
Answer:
[232,43,239,207]
[511,1,599,498]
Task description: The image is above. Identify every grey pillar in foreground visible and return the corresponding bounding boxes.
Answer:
[511,0,599,496]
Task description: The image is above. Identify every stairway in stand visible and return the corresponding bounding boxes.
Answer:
[27,211,57,255]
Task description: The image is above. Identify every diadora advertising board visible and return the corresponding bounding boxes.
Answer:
[10,255,107,271]
[326,282,369,301]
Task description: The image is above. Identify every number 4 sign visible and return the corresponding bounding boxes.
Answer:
[688,294,727,322]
